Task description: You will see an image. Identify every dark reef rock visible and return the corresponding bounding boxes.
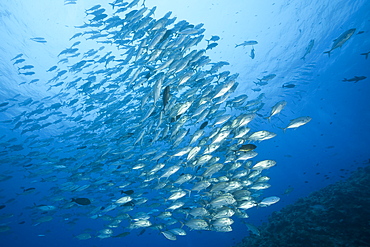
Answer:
[233,166,370,247]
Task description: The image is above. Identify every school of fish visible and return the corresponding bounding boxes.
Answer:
[0,0,314,240]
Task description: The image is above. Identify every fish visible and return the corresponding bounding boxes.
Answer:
[1,0,304,240]
[235,40,258,47]
[13,59,25,65]
[245,223,260,236]
[258,74,276,82]
[252,160,276,170]
[238,144,257,152]
[112,232,130,238]
[324,28,356,57]
[161,230,177,240]
[206,35,220,44]
[258,196,280,207]
[250,47,255,59]
[121,190,134,195]
[11,54,23,60]
[71,198,91,205]
[206,43,218,50]
[163,86,170,108]
[282,116,312,131]
[36,205,56,211]
[283,187,294,195]
[342,76,366,83]
[248,131,276,142]
[301,39,314,60]
[185,219,209,230]
[265,100,287,121]
[169,228,186,236]
[282,83,295,88]
[30,37,47,43]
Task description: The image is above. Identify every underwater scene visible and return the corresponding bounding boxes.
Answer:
[0,0,369,246]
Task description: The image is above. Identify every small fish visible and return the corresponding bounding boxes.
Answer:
[36,205,56,211]
[206,43,218,50]
[258,196,280,207]
[47,66,58,72]
[13,59,25,65]
[20,71,35,76]
[301,39,314,60]
[258,74,276,82]
[121,190,134,195]
[342,76,366,83]
[281,116,312,131]
[69,32,83,40]
[282,83,295,88]
[199,121,208,130]
[30,37,47,43]
[71,198,91,205]
[235,40,258,48]
[206,36,220,44]
[18,65,34,71]
[283,187,294,195]
[163,86,170,108]
[265,100,287,121]
[113,232,130,238]
[238,144,257,152]
[324,28,356,57]
[23,187,36,192]
[11,54,23,61]
[250,47,255,59]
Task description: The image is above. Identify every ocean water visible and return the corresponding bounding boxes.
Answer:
[0,0,369,247]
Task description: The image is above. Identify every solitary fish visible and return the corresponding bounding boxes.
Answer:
[281,116,312,131]
[282,83,295,88]
[342,76,366,83]
[250,47,255,59]
[324,28,356,57]
[235,40,258,48]
[301,39,314,60]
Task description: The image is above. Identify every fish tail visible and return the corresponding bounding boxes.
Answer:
[342,78,347,82]
[278,127,286,133]
[263,116,271,122]
[323,50,331,57]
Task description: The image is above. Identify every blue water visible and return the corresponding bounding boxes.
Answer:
[0,0,369,247]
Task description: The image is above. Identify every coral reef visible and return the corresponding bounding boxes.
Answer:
[234,166,370,247]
